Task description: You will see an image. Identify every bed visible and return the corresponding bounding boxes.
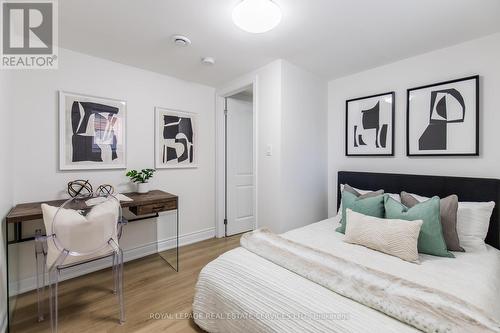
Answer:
[193,171,500,333]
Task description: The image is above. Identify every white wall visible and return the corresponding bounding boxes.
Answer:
[328,32,500,216]
[216,60,284,234]
[281,61,328,231]
[218,60,328,234]
[0,71,13,333]
[7,48,216,293]
[253,61,284,232]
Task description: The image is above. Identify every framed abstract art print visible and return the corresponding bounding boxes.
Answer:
[407,75,479,156]
[59,91,127,170]
[155,107,198,169]
[345,92,395,156]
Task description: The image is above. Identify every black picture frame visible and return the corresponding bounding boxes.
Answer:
[406,75,479,157]
[345,91,395,156]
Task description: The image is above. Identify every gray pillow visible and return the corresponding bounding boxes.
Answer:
[344,184,384,199]
[401,192,464,252]
[337,184,384,225]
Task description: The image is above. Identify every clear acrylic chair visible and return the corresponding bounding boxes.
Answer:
[35,193,126,333]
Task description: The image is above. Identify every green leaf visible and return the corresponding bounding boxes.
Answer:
[126,168,155,184]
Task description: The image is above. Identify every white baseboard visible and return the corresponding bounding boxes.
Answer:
[9,227,215,296]
[1,312,6,333]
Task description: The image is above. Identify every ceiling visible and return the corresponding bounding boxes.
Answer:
[59,0,500,87]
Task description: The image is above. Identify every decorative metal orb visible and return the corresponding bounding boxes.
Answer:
[67,180,93,198]
[96,184,115,196]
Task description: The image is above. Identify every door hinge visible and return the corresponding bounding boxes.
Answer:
[224,218,228,225]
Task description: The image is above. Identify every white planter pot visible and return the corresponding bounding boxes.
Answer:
[137,182,149,194]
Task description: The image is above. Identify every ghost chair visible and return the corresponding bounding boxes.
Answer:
[35,194,126,332]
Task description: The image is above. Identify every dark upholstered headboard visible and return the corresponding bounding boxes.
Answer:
[337,171,500,250]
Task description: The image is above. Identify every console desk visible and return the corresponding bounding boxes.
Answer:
[5,190,179,269]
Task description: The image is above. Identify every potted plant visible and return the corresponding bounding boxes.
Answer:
[126,169,156,194]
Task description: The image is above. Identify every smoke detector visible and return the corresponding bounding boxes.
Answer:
[201,57,216,66]
[171,35,191,47]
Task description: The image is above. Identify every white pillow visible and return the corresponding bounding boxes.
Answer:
[41,198,120,267]
[456,201,495,252]
[344,209,423,263]
[337,184,400,216]
[402,192,495,252]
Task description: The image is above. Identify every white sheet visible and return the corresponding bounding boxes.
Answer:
[193,216,500,333]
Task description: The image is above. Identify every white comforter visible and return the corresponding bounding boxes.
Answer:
[193,216,500,333]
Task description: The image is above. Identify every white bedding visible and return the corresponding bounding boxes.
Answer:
[193,216,500,333]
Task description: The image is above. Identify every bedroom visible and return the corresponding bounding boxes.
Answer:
[1,0,500,332]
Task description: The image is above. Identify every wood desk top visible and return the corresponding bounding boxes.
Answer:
[6,190,177,224]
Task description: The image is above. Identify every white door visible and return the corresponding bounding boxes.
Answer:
[226,97,255,236]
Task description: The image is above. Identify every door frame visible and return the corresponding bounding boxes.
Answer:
[215,75,259,238]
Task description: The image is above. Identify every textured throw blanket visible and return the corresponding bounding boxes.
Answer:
[240,229,500,333]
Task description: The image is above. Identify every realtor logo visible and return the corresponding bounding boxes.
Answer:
[1,0,58,69]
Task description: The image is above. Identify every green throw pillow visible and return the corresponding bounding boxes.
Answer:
[336,191,385,234]
[384,196,454,258]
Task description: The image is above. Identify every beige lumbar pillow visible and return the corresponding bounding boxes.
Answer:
[344,209,423,263]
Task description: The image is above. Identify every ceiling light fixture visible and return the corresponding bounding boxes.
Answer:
[201,57,216,66]
[232,0,282,33]
[171,35,191,47]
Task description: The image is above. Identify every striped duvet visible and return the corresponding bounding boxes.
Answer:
[193,216,500,333]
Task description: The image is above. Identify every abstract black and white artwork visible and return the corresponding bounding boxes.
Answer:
[59,91,126,170]
[346,92,394,156]
[407,76,479,156]
[155,107,198,168]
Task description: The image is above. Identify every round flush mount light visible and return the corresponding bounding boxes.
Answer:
[171,35,191,47]
[232,0,282,33]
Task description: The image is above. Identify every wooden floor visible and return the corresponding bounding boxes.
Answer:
[10,235,241,333]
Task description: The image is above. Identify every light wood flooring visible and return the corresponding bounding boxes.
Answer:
[10,235,241,333]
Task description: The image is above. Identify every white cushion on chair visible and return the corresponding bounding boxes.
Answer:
[41,198,120,268]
